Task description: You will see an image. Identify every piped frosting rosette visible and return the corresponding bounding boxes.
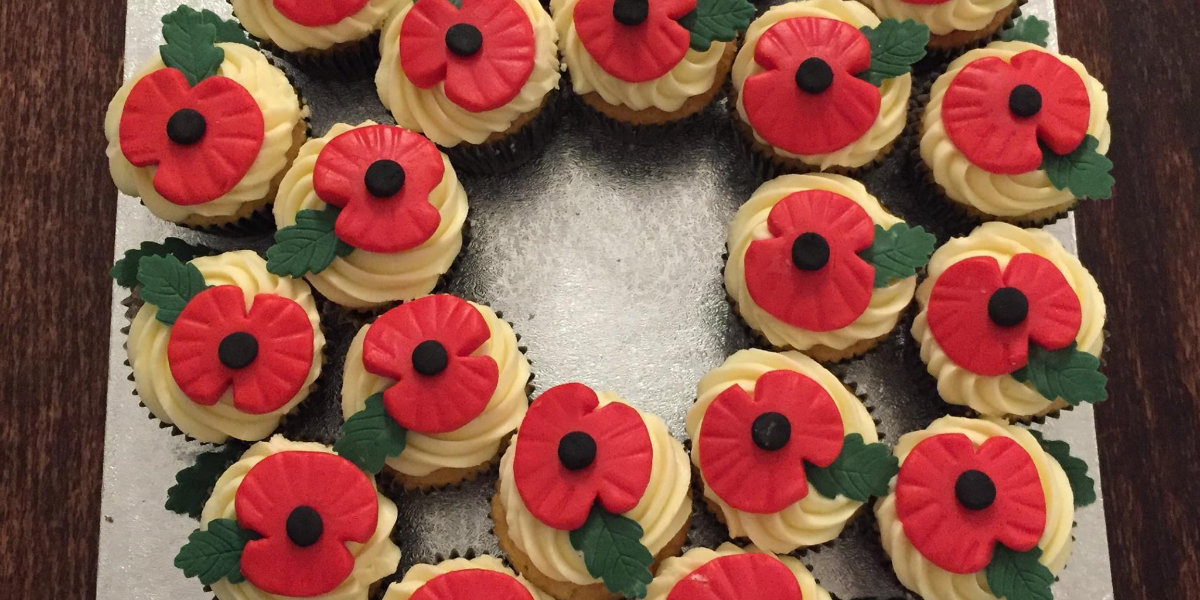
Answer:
[383,555,550,600]
[687,349,894,552]
[646,543,831,600]
[863,0,1015,38]
[232,0,401,53]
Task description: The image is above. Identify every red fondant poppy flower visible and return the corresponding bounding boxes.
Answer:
[742,17,880,155]
[573,0,696,83]
[167,285,315,415]
[666,553,801,600]
[399,0,536,112]
[273,0,369,27]
[926,254,1082,376]
[235,451,379,596]
[698,370,844,514]
[895,433,1047,574]
[410,569,535,600]
[312,125,444,253]
[119,68,265,206]
[513,383,653,530]
[744,189,876,332]
[942,50,1091,174]
[362,295,499,434]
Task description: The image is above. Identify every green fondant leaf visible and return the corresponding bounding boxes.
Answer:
[1029,430,1097,507]
[111,238,213,289]
[266,206,355,278]
[1012,342,1107,406]
[1040,135,1114,200]
[859,19,929,86]
[861,223,936,287]
[999,16,1051,47]
[174,518,253,586]
[985,545,1055,600]
[569,504,654,598]
[804,434,898,502]
[137,254,208,325]
[196,8,258,48]
[166,445,244,519]
[677,0,755,52]
[160,6,226,86]
[334,393,407,474]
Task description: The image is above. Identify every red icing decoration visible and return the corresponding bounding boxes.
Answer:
[926,254,1082,376]
[312,125,444,253]
[698,370,844,514]
[399,0,536,112]
[895,433,1047,574]
[572,0,695,83]
[409,569,535,600]
[235,451,378,596]
[942,50,1091,174]
[168,285,315,415]
[513,383,653,530]
[361,295,499,434]
[667,553,803,600]
[743,190,876,331]
[273,0,370,27]
[119,68,264,206]
[742,17,880,155]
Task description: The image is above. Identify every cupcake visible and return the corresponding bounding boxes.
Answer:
[912,222,1107,419]
[646,543,831,600]
[731,0,927,174]
[550,0,753,132]
[375,0,562,173]
[687,349,895,553]
[105,6,306,231]
[174,436,401,600]
[338,294,532,489]
[493,382,692,599]
[269,122,468,310]
[875,416,1097,600]
[920,41,1113,224]
[862,0,1020,50]
[125,250,325,443]
[231,0,400,66]
[725,174,934,362]
[383,555,549,600]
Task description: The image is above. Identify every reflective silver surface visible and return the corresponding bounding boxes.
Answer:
[99,1,1112,598]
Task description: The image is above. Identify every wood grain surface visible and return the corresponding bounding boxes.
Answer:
[0,0,1193,597]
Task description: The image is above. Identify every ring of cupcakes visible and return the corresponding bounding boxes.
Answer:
[105,7,306,230]
[269,122,468,310]
[646,543,832,600]
[725,174,935,362]
[231,0,400,57]
[375,0,561,167]
[383,554,550,600]
[686,349,895,553]
[493,382,692,600]
[912,222,1107,419]
[122,249,325,444]
[863,0,1021,50]
[337,294,532,489]
[550,0,753,127]
[731,0,927,174]
[874,416,1097,600]
[172,436,401,600]
[920,39,1113,224]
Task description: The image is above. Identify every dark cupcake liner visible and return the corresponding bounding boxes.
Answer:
[263,31,383,78]
[923,0,1031,61]
[572,94,716,146]
[728,108,895,183]
[442,89,566,176]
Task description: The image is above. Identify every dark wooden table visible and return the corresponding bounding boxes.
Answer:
[1,0,1194,597]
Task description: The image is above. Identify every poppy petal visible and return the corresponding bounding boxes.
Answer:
[272,0,370,27]
[409,569,535,600]
[666,553,802,600]
[1002,253,1082,352]
[573,0,694,83]
[926,256,1031,376]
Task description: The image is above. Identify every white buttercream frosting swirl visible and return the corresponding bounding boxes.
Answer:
[232,0,400,52]
[646,544,831,600]
[862,0,1014,36]
[382,555,550,600]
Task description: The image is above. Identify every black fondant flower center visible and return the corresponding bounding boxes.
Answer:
[751,412,791,451]
[286,505,324,547]
[1008,84,1043,118]
[558,431,597,470]
[794,57,834,95]
[987,287,1029,327]
[218,331,259,369]
[791,232,830,271]
[167,108,207,145]
[364,159,406,198]
[411,340,450,376]
[954,469,997,511]
[445,23,483,57]
[612,0,649,26]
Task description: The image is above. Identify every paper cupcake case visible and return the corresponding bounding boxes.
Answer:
[441,89,567,176]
